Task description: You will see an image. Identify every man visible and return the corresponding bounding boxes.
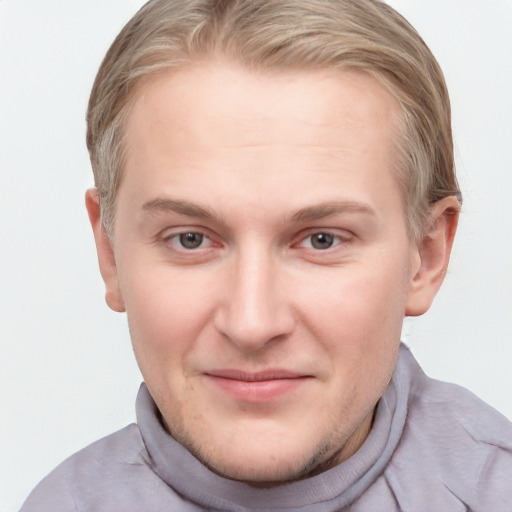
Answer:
[20,0,512,510]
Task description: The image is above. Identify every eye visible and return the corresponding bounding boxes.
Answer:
[178,232,205,249]
[163,231,211,251]
[309,232,335,250]
[299,232,343,250]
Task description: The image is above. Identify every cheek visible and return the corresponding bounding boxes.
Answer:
[297,256,409,373]
[305,262,407,330]
[119,265,216,369]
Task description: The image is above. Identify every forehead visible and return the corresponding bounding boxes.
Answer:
[126,62,399,148]
[119,62,403,222]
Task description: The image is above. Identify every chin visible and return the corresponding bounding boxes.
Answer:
[203,454,314,486]
[183,431,340,486]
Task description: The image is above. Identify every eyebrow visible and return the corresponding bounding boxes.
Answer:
[290,201,376,222]
[141,198,214,219]
[141,197,375,222]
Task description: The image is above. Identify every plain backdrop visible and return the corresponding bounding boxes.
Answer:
[1,1,511,510]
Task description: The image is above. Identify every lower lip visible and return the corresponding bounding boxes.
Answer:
[205,375,309,402]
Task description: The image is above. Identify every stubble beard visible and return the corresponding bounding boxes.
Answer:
[162,404,375,488]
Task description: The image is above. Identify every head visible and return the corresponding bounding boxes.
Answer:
[86,0,460,485]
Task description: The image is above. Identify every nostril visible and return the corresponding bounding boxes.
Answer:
[213,301,295,351]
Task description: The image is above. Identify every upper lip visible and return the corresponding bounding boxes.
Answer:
[205,369,310,382]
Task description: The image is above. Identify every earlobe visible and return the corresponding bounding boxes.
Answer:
[405,196,460,317]
[85,189,126,313]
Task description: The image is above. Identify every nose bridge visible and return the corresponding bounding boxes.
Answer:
[215,240,294,350]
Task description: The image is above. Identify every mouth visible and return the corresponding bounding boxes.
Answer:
[204,369,312,402]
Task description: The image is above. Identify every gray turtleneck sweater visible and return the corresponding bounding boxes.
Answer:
[20,344,512,511]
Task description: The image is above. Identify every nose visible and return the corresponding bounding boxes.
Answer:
[213,245,296,352]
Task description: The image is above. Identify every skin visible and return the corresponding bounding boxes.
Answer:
[87,62,459,485]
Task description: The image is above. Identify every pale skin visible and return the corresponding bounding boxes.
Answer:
[86,62,459,485]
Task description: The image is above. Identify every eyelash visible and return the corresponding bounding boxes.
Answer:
[162,231,216,252]
[295,231,348,251]
[160,229,350,255]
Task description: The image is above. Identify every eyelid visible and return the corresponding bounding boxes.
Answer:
[159,226,221,252]
[294,229,352,248]
[168,232,209,250]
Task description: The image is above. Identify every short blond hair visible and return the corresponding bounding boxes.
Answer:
[86,0,461,240]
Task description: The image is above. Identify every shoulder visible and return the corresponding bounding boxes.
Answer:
[19,424,167,512]
[388,349,512,510]
[411,362,512,455]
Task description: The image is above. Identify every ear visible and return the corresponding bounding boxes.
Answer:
[85,189,126,312]
[405,196,460,317]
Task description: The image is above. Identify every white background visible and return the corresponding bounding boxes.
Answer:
[1,1,511,510]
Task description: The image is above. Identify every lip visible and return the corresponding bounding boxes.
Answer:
[204,369,312,402]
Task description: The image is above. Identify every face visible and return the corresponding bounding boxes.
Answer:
[101,62,423,484]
